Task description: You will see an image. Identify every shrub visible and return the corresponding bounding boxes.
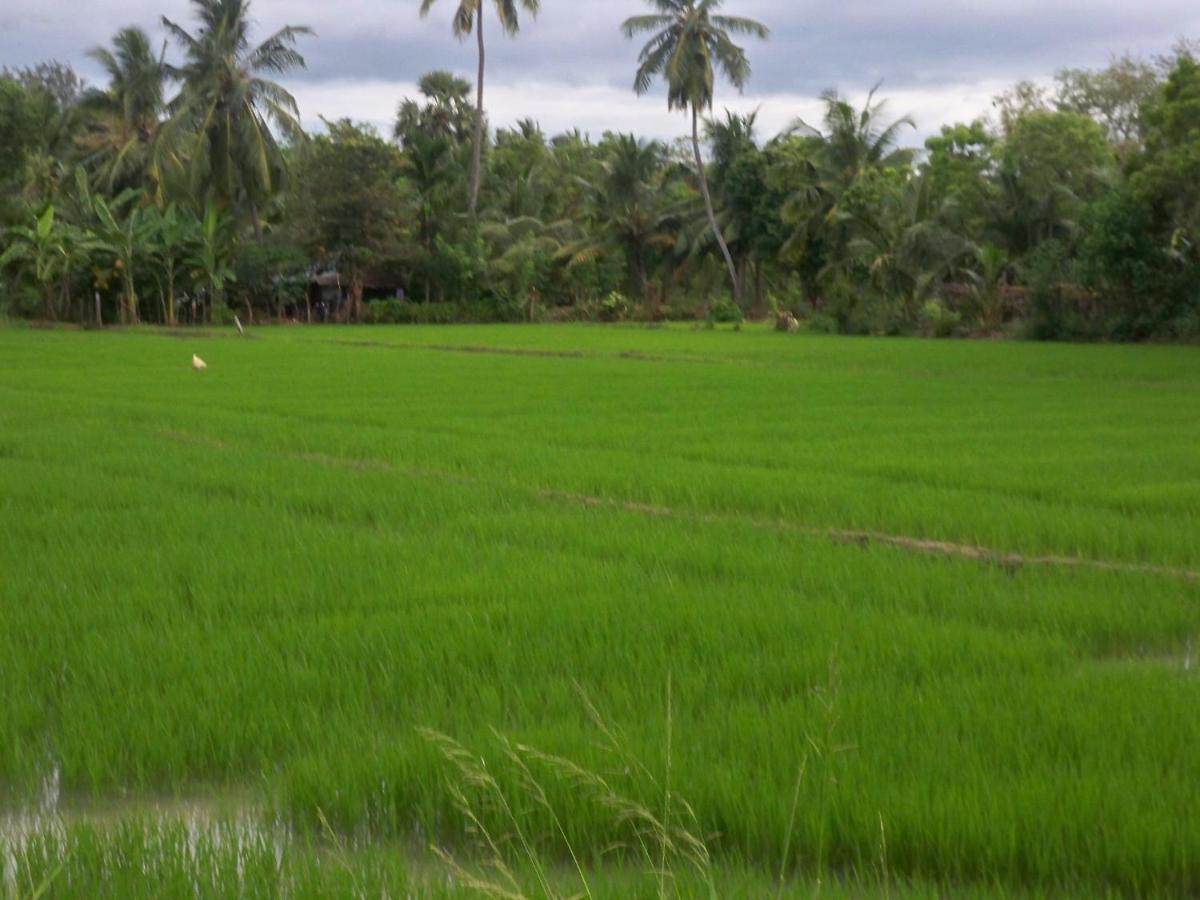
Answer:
[364,300,461,325]
[707,296,743,324]
[807,312,839,335]
[212,303,238,326]
[774,311,801,333]
[541,304,584,324]
[919,299,962,338]
[596,291,634,322]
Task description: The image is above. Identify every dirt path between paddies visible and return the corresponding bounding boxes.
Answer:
[157,428,1200,583]
[538,489,1200,583]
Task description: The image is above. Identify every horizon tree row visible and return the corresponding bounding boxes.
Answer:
[1,0,1198,340]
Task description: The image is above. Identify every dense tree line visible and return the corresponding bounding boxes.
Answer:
[1,0,1198,340]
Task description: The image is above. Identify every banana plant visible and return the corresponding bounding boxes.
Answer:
[0,206,68,319]
[150,203,198,325]
[71,168,156,324]
[187,201,236,324]
[92,191,156,324]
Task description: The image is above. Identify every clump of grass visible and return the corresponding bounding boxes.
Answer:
[419,679,717,900]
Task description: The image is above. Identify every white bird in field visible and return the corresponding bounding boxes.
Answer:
[192,354,207,372]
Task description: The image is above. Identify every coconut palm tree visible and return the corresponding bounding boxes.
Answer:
[418,0,540,216]
[77,26,169,197]
[791,88,915,186]
[844,172,970,323]
[561,135,681,304]
[161,0,312,237]
[623,0,768,307]
[780,88,915,305]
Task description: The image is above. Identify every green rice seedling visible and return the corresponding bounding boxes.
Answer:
[1,324,1198,895]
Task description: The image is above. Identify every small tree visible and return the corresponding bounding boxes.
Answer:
[290,120,404,322]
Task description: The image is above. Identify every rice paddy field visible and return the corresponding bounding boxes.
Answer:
[1,323,1198,898]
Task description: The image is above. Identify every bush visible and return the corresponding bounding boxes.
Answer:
[822,282,895,335]
[774,311,800,333]
[707,296,743,324]
[540,304,584,324]
[807,312,839,334]
[595,291,634,322]
[663,299,703,322]
[1021,240,1099,341]
[365,300,461,325]
[918,299,962,338]
[212,303,238,327]
[0,281,40,319]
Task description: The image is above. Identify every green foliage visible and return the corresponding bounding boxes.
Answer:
[1021,239,1082,340]
[1077,186,1181,337]
[922,120,996,232]
[231,240,309,320]
[623,0,769,113]
[394,70,475,150]
[365,299,460,325]
[918,298,961,337]
[77,27,169,199]
[288,119,404,321]
[1054,53,1161,153]
[160,0,313,220]
[623,1,769,307]
[707,294,743,323]
[0,77,39,194]
[594,289,635,322]
[1134,56,1200,272]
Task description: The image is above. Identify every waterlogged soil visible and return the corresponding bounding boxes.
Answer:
[0,760,264,839]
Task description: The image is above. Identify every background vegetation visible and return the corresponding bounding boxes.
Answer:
[2,0,1199,340]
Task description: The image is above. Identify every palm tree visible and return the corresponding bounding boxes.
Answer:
[161,0,312,237]
[562,135,680,303]
[78,26,169,197]
[623,0,768,307]
[394,70,475,149]
[399,130,465,302]
[844,173,969,323]
[780,88,915,305]
[965,243,1014,333]
[791,88,914,186]
[418,0,540,216]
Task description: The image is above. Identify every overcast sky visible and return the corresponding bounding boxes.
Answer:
[3,0,1198,144]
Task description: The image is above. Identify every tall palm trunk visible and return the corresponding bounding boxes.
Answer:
[692,105,740,307]
[469,1,486,215]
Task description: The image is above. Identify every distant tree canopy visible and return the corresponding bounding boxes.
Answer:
[0,1,1198,340]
